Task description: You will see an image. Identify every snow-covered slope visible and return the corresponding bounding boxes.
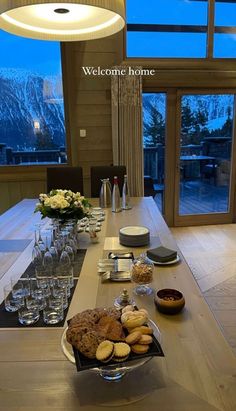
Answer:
[0,68,65,149]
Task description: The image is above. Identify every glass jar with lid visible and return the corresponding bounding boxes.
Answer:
[130,253,154,296]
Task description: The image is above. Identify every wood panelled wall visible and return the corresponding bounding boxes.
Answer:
[0,32,123,214]
[63,32,123,196]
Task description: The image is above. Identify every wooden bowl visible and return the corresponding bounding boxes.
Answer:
[154,289,185,315]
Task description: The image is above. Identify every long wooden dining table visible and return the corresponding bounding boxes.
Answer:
[0,197,236,411]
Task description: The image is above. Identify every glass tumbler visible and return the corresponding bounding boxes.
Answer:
[43,295,64,325]
[18,303,40,325]
[4,283,24,312]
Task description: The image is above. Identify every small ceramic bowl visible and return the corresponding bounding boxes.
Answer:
[154,288,185,315]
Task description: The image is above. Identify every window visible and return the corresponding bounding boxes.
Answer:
[143,93,166,213]
[179,93,234,215]
[0,30,66,166]
[126,0,236,59]
[126,0,208,58]
[214,1,236,58]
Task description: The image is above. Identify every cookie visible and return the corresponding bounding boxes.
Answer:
[131,344,150,354]
[69,313,94,328]
[96,340,114,363]
[94,307,107,320]
[66,325,90,345]
[105,307,121,320]
[125,331,142,345]
[113,342,131,362]
[76,331,104,359]
[129,326,153,335]
[138,335,153,345]
[106,320,125,341]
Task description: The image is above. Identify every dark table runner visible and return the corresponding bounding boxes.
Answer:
[0,249,86,328]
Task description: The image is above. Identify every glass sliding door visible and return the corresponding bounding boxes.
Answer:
[143,93,166,213]
[175,92,235,224]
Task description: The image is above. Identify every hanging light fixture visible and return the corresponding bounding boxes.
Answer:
[0,1,125,41]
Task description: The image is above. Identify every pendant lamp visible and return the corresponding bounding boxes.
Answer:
[0,1,125,41]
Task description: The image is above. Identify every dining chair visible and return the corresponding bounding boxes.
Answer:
[90,165,126,197]
[47,166,84,194]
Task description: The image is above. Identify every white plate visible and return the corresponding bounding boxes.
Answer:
[149,254,180,266]
[119,226,150,236]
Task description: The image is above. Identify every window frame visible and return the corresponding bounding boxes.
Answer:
[125,0,236,64]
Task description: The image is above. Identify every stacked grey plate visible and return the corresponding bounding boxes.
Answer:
[119,226,150,247]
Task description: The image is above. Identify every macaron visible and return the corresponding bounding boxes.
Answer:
[138,335,153,345]
[96,340,114,363]
[113,342,131,362]
[125,331,142,345]
[131,344,150,354]
[129,326,153,335]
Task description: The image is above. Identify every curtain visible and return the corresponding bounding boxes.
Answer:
[111,66,144,196]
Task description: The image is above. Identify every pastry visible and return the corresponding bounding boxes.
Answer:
[122,305,135,314]
[123,314,147,329]
[138,308,149,317]
[125,331,142,345]
[131,344,150,354]
[129,326,153,335]
[138,335,153,345]
[113,342,131,362]
[96,340,114,363]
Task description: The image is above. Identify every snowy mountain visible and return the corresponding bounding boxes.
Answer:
[0,68,65,150]
[143,93,233,132]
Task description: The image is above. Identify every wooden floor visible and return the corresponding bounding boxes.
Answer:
[154,180,229,215]
[172,223,236,356]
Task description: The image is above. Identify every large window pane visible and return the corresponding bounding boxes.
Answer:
[143,93,166,214]
[214,33,236,58]
[215,1,236,26]
[127,32,207,58]
[127,0,208,25]
[179,94,234,215]
[0,30,66,166]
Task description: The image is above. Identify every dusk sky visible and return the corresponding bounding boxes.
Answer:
[127,0,236,58]
[0,30,61,76]
[0,0,234,70]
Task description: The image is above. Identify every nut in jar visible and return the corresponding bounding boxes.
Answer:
[131,254,154,296]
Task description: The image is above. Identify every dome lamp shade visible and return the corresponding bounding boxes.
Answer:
[0,1,125,41]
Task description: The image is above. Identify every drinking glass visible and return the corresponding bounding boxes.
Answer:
[35,266,53,289]
[18,303,40,325]
[4,283,24,312]
[26,294,46,311]
[43,296,64,324]
[36,224,46,253]
[11,275,30,298]
[56,265,72,295]
[52,283,68,310]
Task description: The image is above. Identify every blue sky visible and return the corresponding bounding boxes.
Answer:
[0,1,235,63]
[127,0,236,58]
[0,30,61,76]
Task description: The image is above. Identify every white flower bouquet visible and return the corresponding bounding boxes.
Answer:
[35,189,91,221]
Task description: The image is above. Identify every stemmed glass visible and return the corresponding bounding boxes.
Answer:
[32,230,43,268]
[36,224,46,253]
